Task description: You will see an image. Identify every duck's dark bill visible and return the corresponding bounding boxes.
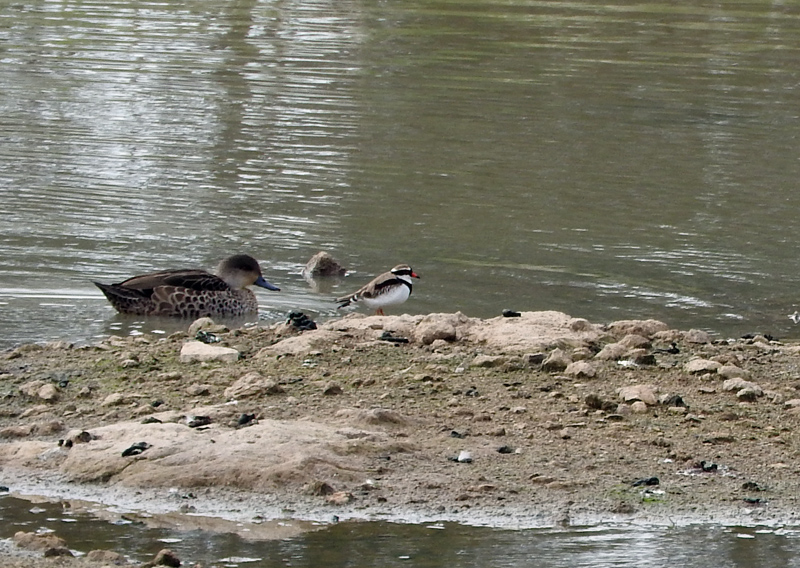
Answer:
[255,276,280,291]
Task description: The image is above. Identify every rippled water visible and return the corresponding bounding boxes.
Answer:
[1,2,800,347]
[3,494,800,567]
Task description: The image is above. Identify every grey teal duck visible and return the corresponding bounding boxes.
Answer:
[94,254,280,318]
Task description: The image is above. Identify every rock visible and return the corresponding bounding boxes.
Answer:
[102,393,126,407]
[630,401,648,414]
[326,491,355,505]
[542,348,571,372]
[594,342,628,361]
[142,548,181,568]
[186,384,210,396]
[180,341,240,363]
[224,372,284,400]
[564,361,597,379]
[470,355,506,368]
[323,382,343,395]
[13,531,67,551]
[305,480,335,496]
[334,408,408,425]
[0,425,34,439]
[585,394,616,412]
[717,365,751,380]
[618,385,657,406]
[568,318,595,332]
[44,547,74,557]
[684,329,712,343]
[722,378,763,396]
[703,432,735,444]
[607,319,669,338]
[303,251,346,278]
[256,330,342,357]
[685,359,721,374]
[627,349,656,365]
[618,334,652,349]
[37,383,60,402]
[523,353,546,367]
[784,399,800,409]
[659,394,687,408]
[737,388,760,402]
[18,380,47,398]
[415,318,457,345]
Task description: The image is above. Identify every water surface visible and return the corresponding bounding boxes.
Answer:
[2,494,800,567]
[2,0,800,347]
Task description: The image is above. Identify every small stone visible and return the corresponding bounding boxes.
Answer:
[607,319,669,338]
[101,393,126,407]
[18,380,46,398]
[522,353,545,367]
[722,378,762,396]
[717,365,751,380]
[13,531,66,551]
[737,388,760,402]
[542,348,571,372]
[44,547,74,558]
[684,329,712,344]
[305,480,335,496]
[224,372,284,399]
[630,401,648,414]
[179,341,240,363]
[186,384,211,396]
[618,334,652,349]
[629,350,657,366]
[323,382,344,395]
[618,385,657,406]
[594,342,628,361]
[145,548,181,568]
[415,320,457,345]
[685,359,722,374]
[470,354,506,368]
[564,361,597,379]
[37,383,59,402]
[568,318,594,332]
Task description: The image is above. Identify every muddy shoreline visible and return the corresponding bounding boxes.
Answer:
[3,311,800,565]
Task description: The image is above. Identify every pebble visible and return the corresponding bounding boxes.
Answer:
[685,359,722,374]
[179,341,240,363]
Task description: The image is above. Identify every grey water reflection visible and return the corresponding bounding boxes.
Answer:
[2,0,800,348]
[2,495,800,567]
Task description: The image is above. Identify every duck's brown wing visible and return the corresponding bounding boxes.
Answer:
[116,269,230,292]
